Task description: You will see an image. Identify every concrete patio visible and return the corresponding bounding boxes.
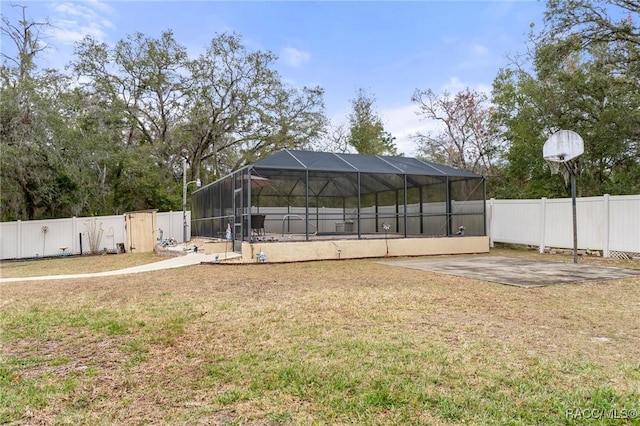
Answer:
[380,255,640,288]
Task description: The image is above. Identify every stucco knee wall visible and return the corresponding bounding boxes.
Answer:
[242,236,489,263]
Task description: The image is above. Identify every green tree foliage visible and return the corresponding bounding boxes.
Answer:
[71,30,188,212]
[0,6,69,220]
[542,0,639,51]
[179,32,326,180]
[541,0,640,195]
[4,1,637,221]
[491,0,640,198]
[347,88,397,156]
[72,30,189,149]
[1,6,327,221]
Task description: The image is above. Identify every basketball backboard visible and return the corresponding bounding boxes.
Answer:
[543,130,584,162]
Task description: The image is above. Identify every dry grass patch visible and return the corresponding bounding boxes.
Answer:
[0,252,161,278]
[1,251,639,424]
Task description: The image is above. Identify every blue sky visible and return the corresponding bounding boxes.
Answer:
[1,1,546,155]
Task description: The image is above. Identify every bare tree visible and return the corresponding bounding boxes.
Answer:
[311,121,350,153]
[411,88,500,175]
[1,4,50,81]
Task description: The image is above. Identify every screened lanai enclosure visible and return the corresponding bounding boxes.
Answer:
[191,150,486,254]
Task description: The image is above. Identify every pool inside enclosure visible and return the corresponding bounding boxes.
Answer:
[191,150,486,253]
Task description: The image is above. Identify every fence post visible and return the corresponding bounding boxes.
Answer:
[488,198,495,248]
[539,197,547,253]
[603,194,610,258]
[17,220,22,259]
[122,214,127,251]
[169,211,174,240]
[72,216,77,255]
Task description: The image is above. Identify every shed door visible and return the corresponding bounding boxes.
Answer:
[126,212,157,253]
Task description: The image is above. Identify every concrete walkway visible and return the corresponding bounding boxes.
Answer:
[0,251,241,283]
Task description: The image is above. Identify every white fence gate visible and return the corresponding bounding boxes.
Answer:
[487,194,640,257]
[0,211,188,260]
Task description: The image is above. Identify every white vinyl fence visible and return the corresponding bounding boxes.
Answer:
[0,211,188,260]
[487,194,640,257]
[2,195,638,260]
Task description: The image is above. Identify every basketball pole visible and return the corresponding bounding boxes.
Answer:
[564,160,578,264]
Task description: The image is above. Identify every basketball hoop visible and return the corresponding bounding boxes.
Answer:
[542,130,584,264]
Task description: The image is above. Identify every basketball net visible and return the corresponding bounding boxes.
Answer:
[545,159,570,185]
[545,159,560,175]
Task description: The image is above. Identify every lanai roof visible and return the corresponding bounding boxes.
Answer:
[248,149,481,178]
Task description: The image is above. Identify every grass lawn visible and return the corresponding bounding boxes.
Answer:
[1,249,639,424]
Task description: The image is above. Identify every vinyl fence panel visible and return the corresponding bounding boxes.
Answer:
[156,211,187,243]
[0,221,20,260]
[609,195,640,254]
[1,211,189,260]
[488,194,639,257]
[488,199,543,246]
